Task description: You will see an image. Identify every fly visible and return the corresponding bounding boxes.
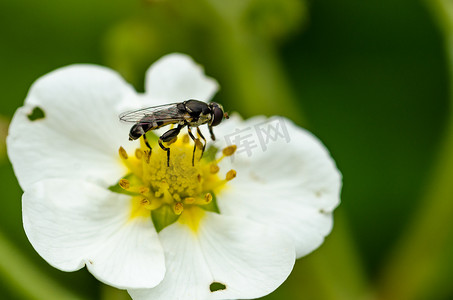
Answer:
[119,99,229,166]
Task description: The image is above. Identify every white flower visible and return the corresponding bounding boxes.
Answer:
[7,54,341,300]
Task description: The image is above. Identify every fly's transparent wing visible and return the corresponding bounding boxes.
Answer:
[119,103,186,123]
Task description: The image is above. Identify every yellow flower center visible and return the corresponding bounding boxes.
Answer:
[115,133,237,232]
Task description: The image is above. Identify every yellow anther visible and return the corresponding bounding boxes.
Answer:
[140,198,150,205]
[204,193,212,203]
[184,197,195,204]
[226,169,237,181]
[139,187,150,194]
[119,179,130,189]
[222,145,237,157]
[135,148,143,159]
[182,134,190,144]
[210,164,220,174]
[119,146,128,160]
[140,197,161,210]
[174,202,184,215]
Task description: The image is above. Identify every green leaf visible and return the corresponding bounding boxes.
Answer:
[151,204,180,233]
[202,145,219,162]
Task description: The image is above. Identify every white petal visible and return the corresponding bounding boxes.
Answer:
[23,179,165,289]
[215,116,342,258]
[128,210,295,300]
[145,53,218,104]
[7,65,139,190]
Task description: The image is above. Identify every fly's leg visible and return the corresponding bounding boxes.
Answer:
[157,140,170,167]
[208,125,216,141]
[143,133,152,163]
[159,125,183,167]
[187,127,202,167]
[197,127,206,160]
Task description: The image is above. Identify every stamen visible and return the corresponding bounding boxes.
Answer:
[119,179,130,189]
[184,197,195,204]
[210,164,220,174]
[193,193,213,205]
[174,202,184,215]
[135,148,143,159]
[140,198,152,208]
[204,193,213,204]
[119,146,128,160]
[216,145,237,164]
[140,197,161,210]
[139,187,150,194]
[222,145,237,156]
[226,170,237,181]
[119,179,152,195]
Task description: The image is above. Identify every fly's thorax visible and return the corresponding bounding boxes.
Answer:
[114,133,237,232]
[184,99,210,116]
[183,100,212,126]
[187,113,211,127]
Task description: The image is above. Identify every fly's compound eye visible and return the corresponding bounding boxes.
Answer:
[210,103,224,126]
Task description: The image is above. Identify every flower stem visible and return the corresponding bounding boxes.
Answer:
[0,230,85,300]
[376,2,453,298]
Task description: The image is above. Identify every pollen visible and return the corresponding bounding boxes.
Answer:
[116,133,237,232]
[222,145,237,156]
[119,178,130,189]
[204,193,213,203]
[210,164,220,174]
[119,146,128,160]
[173,202,184,215]
[226,170,237,181]
[135,148,143,159]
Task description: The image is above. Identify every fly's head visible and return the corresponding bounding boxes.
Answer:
[209,102,228,127]
[129,123,146,140]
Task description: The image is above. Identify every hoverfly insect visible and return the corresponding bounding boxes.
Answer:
[119,99,229,167]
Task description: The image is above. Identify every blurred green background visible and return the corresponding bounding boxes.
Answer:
[1,0,452,299]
